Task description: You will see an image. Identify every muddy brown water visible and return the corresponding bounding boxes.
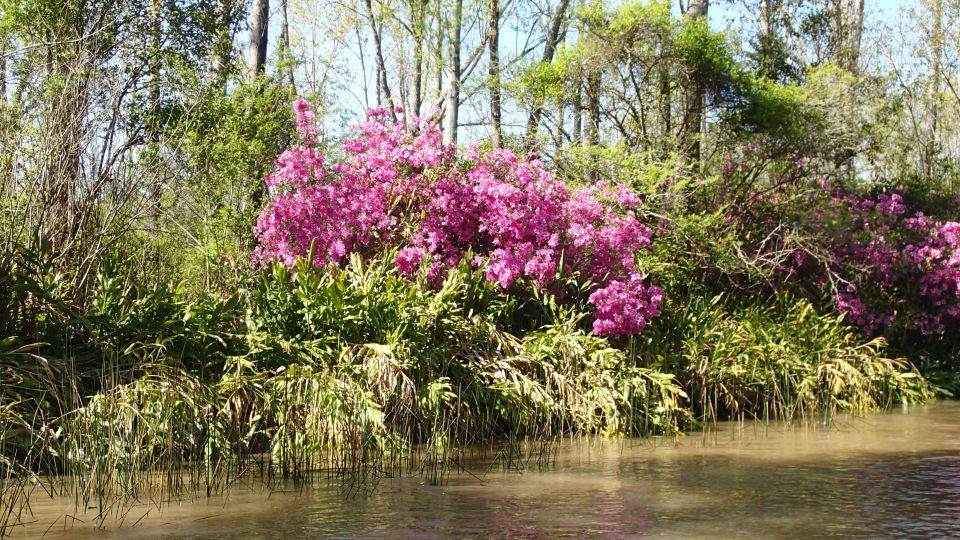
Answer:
[11,401,960,539]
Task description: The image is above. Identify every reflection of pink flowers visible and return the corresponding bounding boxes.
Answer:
[254,100,661,336]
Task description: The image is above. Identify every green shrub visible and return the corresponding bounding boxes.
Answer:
[638,293,933,422]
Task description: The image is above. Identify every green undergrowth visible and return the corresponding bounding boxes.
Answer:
[638,293,934,422]
[0,249,935,534]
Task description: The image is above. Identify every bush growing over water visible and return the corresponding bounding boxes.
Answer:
[0,99,943,535]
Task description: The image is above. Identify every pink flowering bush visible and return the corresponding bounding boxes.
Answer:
[678,138,958,345]
[830,192,960,336]
[778,189,960,338]
[254,100,662,336]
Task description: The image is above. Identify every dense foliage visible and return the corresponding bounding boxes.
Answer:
[822,192,960,337]
[1,0,958,535]
[255,101,662,336]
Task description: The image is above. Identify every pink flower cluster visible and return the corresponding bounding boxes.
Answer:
[589,275,664,336]
[254,101,662,336]
[293,98,318,145]
[825,192,960,336]
[834,288,894,335]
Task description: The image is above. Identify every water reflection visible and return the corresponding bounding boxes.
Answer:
[17,402,960,539]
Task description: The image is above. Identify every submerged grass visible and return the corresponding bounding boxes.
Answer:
[0,250,935,535]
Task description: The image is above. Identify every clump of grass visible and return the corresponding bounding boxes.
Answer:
[641,293,934,422]
[1,406,39,539]
[224,255,689,483]
[0,336,66,536]
[62,366,233,513]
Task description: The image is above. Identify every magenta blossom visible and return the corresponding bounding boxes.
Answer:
[254,100,662,337]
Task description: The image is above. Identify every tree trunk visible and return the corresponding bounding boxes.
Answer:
[683,0,708,166]
[356,24,376,106]
[149,0,163,226]
[412,0,427,117]
[246,0,269,81]
[524,0,571,148]
[0,43,6,102]
[757,0,773,75]
[759,0,772,38]
[488,0,502,147]
[929,0,942,136]
[572,78,582,144]
[444,0,463,145]
[46,48,83,250]
[281,0,295,89]
[434,1,444,100]
[364,0,396,119]
[843,0,864,75]
[658,38,671,151]
[554,101,564,149]
[584,71,600,182]
[686,0,709,18]
[210,0,234,85]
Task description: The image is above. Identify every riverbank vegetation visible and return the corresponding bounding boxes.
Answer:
[1,0,958,534]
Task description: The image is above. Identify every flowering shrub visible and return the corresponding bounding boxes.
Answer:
[781,189,960,337]
[254,100,662,336]
[708,142,958,341]
[832,192,960,336]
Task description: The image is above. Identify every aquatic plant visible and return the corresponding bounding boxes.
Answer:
[0,245,690,533]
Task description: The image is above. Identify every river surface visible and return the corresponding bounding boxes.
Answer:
[13,401,960,539]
